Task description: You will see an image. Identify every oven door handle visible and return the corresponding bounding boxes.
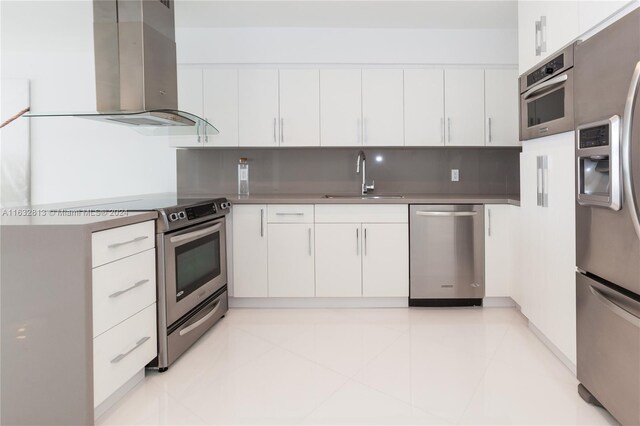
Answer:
[179,299,222,336]
[523,74,568,99]
[169,222,222,244]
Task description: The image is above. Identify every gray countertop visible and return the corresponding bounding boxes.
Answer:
[0,209,158,231]
[202,193,521,206]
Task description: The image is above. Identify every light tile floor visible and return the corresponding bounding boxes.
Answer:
[98,307,617,425]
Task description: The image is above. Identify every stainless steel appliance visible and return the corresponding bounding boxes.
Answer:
[409,205,485,306]
[520,43,576,140]
[574,9,640,425]
[26,0,218,136]
[77,195,231,371]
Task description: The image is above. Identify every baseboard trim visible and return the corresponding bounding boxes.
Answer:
[94,369,145,421]
[482,297,516,307]
[229,297,409,308]
[528,320,577,375]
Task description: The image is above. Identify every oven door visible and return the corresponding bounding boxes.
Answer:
[163,217,227,326]
[520,69,574,140]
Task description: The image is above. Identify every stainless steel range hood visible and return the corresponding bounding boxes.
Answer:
[27,0,217,137]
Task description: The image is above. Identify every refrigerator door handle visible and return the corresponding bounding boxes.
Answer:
[622,60,640,241]
[589,285,640,327]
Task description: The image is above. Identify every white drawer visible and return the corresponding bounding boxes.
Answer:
[92,249,156,338]
[93,303,157,407]
[267,204,314,223]
[314,204,408,223]
[92,221,155,267]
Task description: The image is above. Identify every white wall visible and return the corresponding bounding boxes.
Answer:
[176,27,518,65]
[1,1,176,205]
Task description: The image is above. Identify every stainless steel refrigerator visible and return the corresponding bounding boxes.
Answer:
[574,8,640,425]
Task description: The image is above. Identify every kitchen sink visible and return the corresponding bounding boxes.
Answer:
[323,194,405,199]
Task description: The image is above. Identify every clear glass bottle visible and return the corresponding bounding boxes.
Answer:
[238,157,249,195]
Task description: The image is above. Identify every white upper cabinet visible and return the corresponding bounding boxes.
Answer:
[202,69,239,147]
[362,69,404,146]
[484,69,520,147]
[578,1,631,34]
[320,69,363,147]
[238,69,280,147]
[444,69,485,146]
[173,68,203,147]
[518,1,579,74]
[404,69,445,146]
[279,69,320,147]
[173,67,238,147]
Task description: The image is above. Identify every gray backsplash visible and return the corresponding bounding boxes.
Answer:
[177,147,521,196]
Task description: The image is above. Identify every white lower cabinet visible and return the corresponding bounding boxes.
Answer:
[315,223,363,297]
[484,205,518,298]
[232,204,268,297]
[93,304,157,407]
[268,223,315,297]
[91,220,157,410]
[231,204,409,299]
[517,133,576,364]
[362,224,409,297]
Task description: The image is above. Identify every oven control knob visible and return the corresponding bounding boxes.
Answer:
[221,202,231,210]
[178,211,186,219]
[169,213,179,222]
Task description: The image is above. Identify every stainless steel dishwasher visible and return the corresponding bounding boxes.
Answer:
[409,205,485,306]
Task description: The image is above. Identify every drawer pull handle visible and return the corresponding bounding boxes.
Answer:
[179,300,221,336]
[109,279,150,298]
[108,235,149,249]
[110,336,150,364]
[416,211,477,217]
[275,212,304,216]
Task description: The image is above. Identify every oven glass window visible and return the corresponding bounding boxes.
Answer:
[175,232,221,302]
[527,88,565,127]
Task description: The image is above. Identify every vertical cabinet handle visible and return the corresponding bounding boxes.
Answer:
[540,16,547,55]
[440,118,445,144]
[535,19,541,56]
[197,122,201,143]
[536,156,543,207]
[280,118,284,143]
[260,209,264,237]
[542,155,549,208]
[308,228,312,256]
[488,117,492,143]
[204,119,209,143]
[447,118,451,143]
[357,118,362,145]
[273,118,277,144]
[356,228,359,256]
[488,209,492,237]
[364,228,367,256]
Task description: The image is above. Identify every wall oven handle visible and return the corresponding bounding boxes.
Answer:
[622,60,640,241]
[179,300,221,336]
[108,235,149,249]
[109,279,149,298]
[589,285,640,327]
[415,211,477,217]
[110,336,150,363]
[169,222,222,244]
[523,74,568,99]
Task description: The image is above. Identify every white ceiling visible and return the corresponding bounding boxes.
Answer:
[174,1,518,30]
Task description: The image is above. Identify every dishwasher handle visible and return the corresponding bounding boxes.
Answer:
[415,211,478,217]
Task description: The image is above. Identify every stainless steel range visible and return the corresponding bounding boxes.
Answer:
[81,195,231,371]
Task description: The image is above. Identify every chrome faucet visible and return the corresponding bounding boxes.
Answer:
[356,150,375,195]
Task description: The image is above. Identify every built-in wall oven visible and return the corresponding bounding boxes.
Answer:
[520,43,576,140]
